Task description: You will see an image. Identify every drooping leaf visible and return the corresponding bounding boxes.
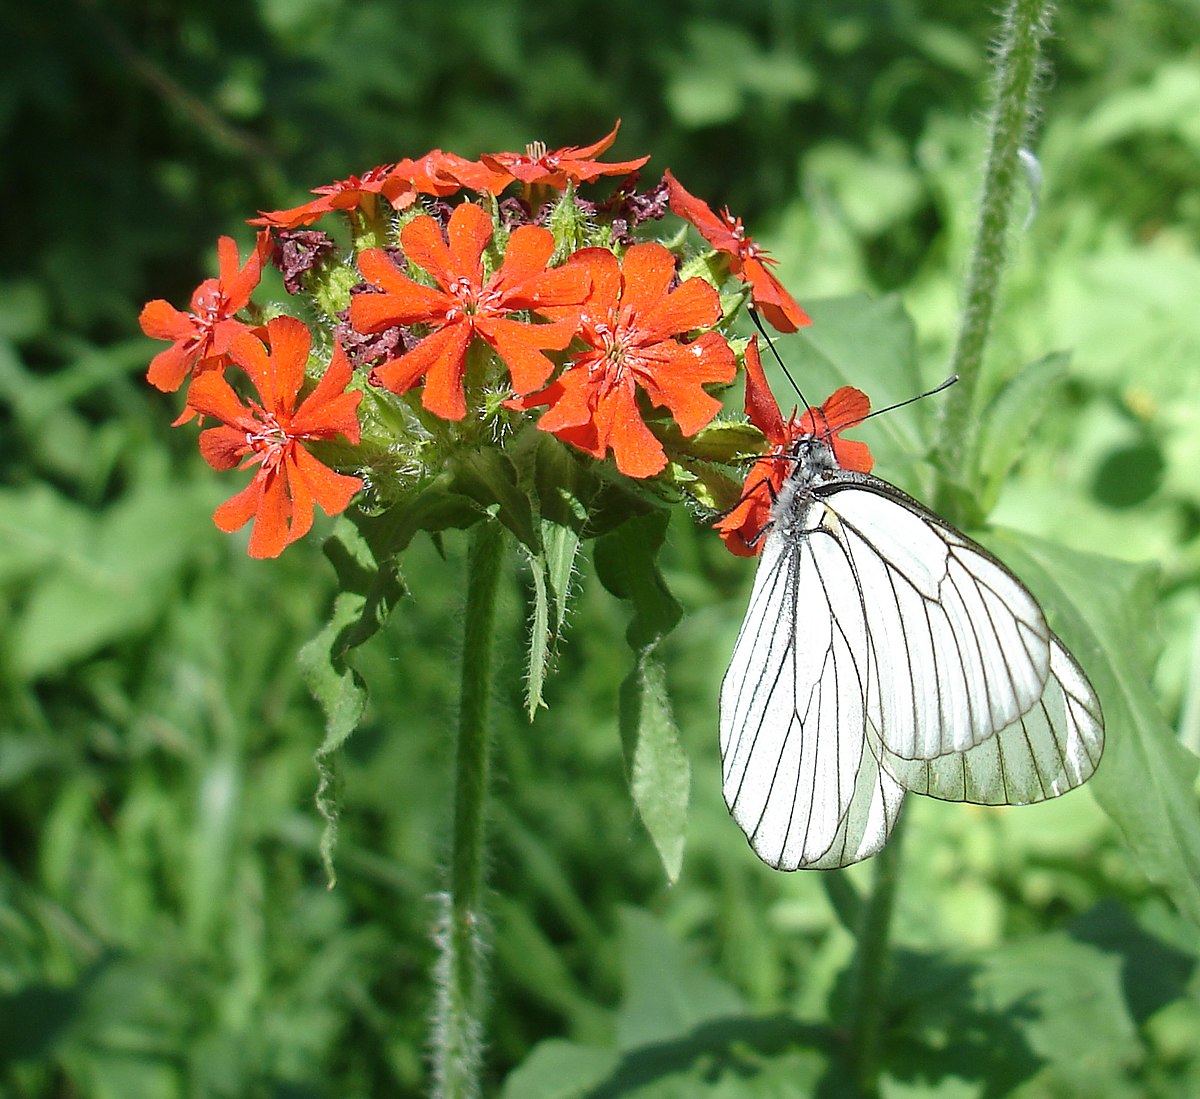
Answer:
[615,907,745,1050]
[498,1040,619,1099]
[298,516,407,886]
[595,512,690,881]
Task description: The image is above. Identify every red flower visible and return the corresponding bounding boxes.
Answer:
[349,202,590,420]
[715,338,872,556]
[250,164,416,229]
[663,170,809,334]
[385,149,511,196]
[140,233,271,393]
[512,243,736,478]
[482,121,649,189]
[185,315,364,559]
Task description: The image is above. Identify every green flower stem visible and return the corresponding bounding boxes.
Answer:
[937,0,1056,498]
[845,813,907,1097]
[433,519,506,1099]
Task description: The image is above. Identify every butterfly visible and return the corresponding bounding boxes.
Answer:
[715,340,1104,870]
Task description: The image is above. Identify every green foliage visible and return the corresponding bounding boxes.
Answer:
[5,1,1200,1097]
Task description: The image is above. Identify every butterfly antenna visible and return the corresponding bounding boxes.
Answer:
[860,375,959,423]
[748,306,810,411]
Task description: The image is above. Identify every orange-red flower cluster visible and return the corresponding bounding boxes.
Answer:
[140,123,830,557]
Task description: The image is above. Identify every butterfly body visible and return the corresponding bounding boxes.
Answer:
[720,430,1104,871]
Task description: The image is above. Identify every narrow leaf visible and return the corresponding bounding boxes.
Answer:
[523,520,582,718]
[524,547,552,720]
[973,350,1070,512]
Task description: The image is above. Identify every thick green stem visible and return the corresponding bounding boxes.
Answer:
[937,0,1056,503]
[433,519,505,1099]
[845,813,907,1097]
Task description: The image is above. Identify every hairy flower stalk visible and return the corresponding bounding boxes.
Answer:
[433,519,505,1099]
[938,0,1056,501]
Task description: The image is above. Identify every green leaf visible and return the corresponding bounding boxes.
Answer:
[499,1040,619,1099]
[772,294,926,470]
[450,445,539,552]
[1,480,208,680]
[615,907,745,1049]
[887,932,1140,1095]
[972,349,1070,512]
[595,513,690,882]
[298,516,407,886]
[986,530,1200,927]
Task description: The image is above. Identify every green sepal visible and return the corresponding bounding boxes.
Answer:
[677,249,731,287]
[310,261,360,321]
[680,419,767,463]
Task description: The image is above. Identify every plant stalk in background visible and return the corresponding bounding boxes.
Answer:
[937,0,1056,499]
[850,0,1057,1092]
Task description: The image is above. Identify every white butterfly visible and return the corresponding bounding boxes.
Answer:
[718,350,1104,871]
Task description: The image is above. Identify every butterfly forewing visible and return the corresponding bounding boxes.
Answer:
[721,513,884,869]
[822,482,1052,759]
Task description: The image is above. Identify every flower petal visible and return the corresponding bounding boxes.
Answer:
[820,385,871,433]
[593,383,668,478]
[419,324,475,420]
[615,242,676,315]
[635,332,733,435]
[637,276,721,342]
[291,342,363,442]
[291,444,363,518]
[244,468,292,559]
[350,281,449,333]
[742,257,810,334]
[197,423,254,471]
[222,232,271,312]
[663,170,741,253]
[146,341,198,393]
[741,337,786,444]
[139,299,195,342]
[226,328,273,398]
[713,456,780,557]
[187,370,255,434]
[213,473,265,535]
[258,315,312,412]
[478,316,573,394]
[370,323,472,419]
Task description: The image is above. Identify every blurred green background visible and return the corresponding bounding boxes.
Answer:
[4,1,1200,1096]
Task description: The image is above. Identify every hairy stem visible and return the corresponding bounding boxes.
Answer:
[433,520,505,1099]
[937,0,1056,504]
